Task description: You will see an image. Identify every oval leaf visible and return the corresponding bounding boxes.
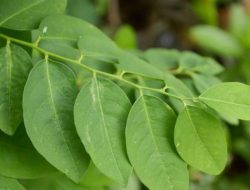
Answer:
[0,0,67,30]
[126,95,189,190]
[74,77,132,186]
[23,60,89,182]
[174,106,227,175]
[0,44,32,135]
[199,82,250,120]
[0,123,55,179]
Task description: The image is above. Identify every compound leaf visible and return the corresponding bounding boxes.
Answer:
[199,82,250,120]
[23,60,89,182]
[0,43,32,135]
[74,77,132,186]
[126,95,189,190]
[174,106,227,174]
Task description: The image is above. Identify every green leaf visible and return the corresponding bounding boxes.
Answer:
[0,123,55,179]
[38,14,112,61]
[109,174,141,190]
[20,173,91,190]
[114,25,137,49]
[190,25,243,57]
[0,43,32,135]
[66,0,100,25]
[143,48,180,70]
[0,175,25,190]
[80,161,113,188]
[78,35,119,64]
[23,60,89,182]
[126,95,189,190]
[191,74,221,93]
[39,40,81,60]
[165,73,194,112]
[74,77,132,186]
[179,52,223,75]
[192,0,218,25]
[0,0,67,30]
[229,4,248,42]
[38,14,108,43]
[174,106,227,175]
[117,52,165,80]
[199,82,250,120]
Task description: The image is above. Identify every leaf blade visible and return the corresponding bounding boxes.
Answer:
[174,106,227,174]
[74,77,132,186]
[0,44,32,135]
[126,95,189,190]
[23,60,89,182]
[199,82,250,120]
[0,124,55,179]
[0,0,67,30]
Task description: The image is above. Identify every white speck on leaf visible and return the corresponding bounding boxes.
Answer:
[42,26,48,34]
[176,142,180,147]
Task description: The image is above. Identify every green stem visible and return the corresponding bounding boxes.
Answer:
[0,33,186,102]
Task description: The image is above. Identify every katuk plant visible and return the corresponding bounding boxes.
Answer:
[0,1,250,190]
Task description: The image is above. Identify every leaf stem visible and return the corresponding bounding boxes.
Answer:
[0,33,186,102]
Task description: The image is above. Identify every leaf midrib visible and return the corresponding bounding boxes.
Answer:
[141,96,173,190]
[6,44,12,127]
[0,0,44,26]
[199,97,250,108]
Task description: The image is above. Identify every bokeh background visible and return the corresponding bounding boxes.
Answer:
[65,0,250,189]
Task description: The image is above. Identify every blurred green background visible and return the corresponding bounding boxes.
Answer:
[65,0,250,189]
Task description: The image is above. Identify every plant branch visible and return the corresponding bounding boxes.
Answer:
[0,33,192,102]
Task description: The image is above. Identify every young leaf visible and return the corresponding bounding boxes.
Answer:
[74,77,132,186]
[0,123,55,179]
[126,95,189,190]
[0,0,67,30]
[0,175,25,190]
[199,82,250,120]
[0,43,32,135]
[190,25,243,57]
[174,106,227,175]
[23,60,89,182]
